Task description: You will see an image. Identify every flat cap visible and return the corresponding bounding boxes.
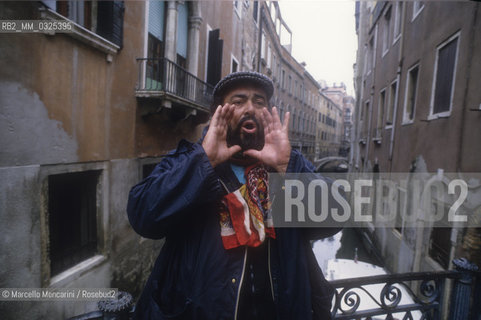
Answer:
[212,71,274,112]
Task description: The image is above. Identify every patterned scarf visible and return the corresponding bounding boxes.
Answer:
[219,164,276,250]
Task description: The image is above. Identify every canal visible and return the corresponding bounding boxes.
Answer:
[313,228,384,276]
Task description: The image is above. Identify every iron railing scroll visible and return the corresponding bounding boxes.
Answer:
[330,258,479,320]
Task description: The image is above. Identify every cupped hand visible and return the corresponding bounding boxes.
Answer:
[202,104,242,168]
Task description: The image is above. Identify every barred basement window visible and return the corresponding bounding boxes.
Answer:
[48,170,100,276]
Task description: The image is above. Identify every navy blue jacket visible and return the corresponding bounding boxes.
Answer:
[127,139,338,319]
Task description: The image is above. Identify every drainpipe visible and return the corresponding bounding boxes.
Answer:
[388,2,407,171]
[363,24,377,172]
[256,4,264,72]
[456,2,478,171]
[364,82,374,172]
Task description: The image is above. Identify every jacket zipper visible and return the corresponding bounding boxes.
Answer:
[268,238,275,301]
[234,247,248,320]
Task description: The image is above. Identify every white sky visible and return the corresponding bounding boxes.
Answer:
[278,0,358,96]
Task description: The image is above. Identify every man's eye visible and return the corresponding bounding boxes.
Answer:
[255,100,266,106]
[232,100,242,105]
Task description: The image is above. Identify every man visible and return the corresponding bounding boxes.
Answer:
[127,71,338,319]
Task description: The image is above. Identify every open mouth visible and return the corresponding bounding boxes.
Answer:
[241,119,257,134]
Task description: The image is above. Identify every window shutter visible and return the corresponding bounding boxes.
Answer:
[42,1,56,10]
[97,1,125,48]
[149,0,165,41]
[207,29,223,86]
[176,2,188,58]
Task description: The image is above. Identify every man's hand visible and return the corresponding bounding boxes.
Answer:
[244,107,291,173]
[202,104,242,168]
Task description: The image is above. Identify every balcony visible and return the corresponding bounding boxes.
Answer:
[136,57,213,120]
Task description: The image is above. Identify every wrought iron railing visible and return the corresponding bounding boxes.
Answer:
[330,258,479,320]
[136,57,213,111]
[66,259,479,319]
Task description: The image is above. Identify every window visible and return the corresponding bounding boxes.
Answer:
[386,80,397,126]
[277,63,281,84]
[382,7,391,56]
[288,75,292,95]
[393,2,403,42]
[176,2,188,65]
[430,33,459,118]
[253,1,259,22]
[272,55,277,78]
[56,1,92,29]
[294,80,298,99]
[231,55,239,73]
[261,32,266,61]
[206,29,224,86]
[234,1,242,18]
[281,69,286,90]
[412,1,424,21]
[54,1,124,47]
[394,187,407,234]
[362,100,370,139]
[403,64,419,123]
[146,1,165,89]
[375,89,386,138]
[267,45,272,68]
[269,1,276,22]
[429,227,452,269]
[367,33,375,74]
[48,170,100,276]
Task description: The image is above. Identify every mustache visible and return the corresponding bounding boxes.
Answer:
[226,115,264,151]
[237,115,260,130]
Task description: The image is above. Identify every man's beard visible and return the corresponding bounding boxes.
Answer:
[226,115,265,151]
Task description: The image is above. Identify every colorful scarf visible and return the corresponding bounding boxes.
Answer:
[219,164,276,249]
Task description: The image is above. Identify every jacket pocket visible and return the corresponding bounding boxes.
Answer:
[151,280,192,319]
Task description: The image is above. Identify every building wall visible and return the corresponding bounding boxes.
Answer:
[353,0,481,275]
[0,2,163,318]
[321,84,355,157]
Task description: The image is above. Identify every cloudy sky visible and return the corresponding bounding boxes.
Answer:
[278,1,358,96]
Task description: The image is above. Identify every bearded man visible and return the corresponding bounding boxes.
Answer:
[127,71,338,320]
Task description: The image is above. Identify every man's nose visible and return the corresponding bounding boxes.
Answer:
[243,99,255,115]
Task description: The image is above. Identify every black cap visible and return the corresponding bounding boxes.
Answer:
[211,71,274,112]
